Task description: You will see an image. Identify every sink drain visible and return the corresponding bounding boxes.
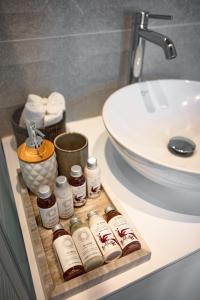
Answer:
[168,136,196,157]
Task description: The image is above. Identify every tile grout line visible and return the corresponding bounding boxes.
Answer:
[0,21,200,44]
[0,29,129,44]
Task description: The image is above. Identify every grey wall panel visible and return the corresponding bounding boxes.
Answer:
[102,250,200,300]
[0,0,199,40]
[0,260,19,300]
[0,1,199,136]
[0,145,36,299]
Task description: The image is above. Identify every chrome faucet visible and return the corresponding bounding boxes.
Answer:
[128,11,177,84]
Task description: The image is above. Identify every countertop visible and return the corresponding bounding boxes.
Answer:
[2,116,200,300]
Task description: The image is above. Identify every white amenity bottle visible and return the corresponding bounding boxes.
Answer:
[54,176,74,219]
[88,210,122,263]
[84,157,101,198]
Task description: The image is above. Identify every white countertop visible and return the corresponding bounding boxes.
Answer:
[2,116,200,300]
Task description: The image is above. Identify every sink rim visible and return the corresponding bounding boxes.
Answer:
[102,79,200,175]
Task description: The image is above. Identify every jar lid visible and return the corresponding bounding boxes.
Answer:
[37,185,51,199]
[69,216,80,226]
[17,139,55,163]
[87,157,97,169]
[52,224,63,233]
[104,206,115,214]
[70,165,82,177]
[87,210,98,219]
[56,176,67,187]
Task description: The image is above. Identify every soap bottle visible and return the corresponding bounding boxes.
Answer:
[104,207,141,256]
[17,121,57,194]
[68,165,87,207]
[70,216,104,272]
[52,224,84,281]
[54,176,74,219]
[84,157,101,198]
[87,210,122,263]
[37,185,59,229]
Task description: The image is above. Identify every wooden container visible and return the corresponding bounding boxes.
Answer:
[18,173,151,299]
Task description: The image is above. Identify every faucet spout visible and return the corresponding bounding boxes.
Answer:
[139,29,177,59]
[128,11,177,84]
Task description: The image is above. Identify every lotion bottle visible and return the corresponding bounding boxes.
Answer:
[37,185,59,229]
[87,210,122,263]
[104,206,141,256]
[17,121,57,194]
[52,224,84,281]
[54,176,74,219]
[70,216,104,272]
[68,165,87,207]
[84,157,101,198]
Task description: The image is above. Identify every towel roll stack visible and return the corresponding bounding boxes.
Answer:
[19,92,66,129]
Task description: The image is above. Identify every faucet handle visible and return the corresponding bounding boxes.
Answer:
[148,13,173,20]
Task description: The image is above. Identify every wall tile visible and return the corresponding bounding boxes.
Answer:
[0,0,200,41]
[0,1,200,138]
[0,31,126,111]
[0,105,18,138]
[142,24,200,81]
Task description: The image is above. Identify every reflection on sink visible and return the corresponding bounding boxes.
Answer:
[103,79,200,191]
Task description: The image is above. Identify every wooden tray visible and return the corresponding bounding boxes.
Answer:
[18,173,151,299]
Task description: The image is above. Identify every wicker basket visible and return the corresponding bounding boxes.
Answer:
[11,106,66,147]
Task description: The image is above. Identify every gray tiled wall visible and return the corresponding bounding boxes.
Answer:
[0,0,200,137]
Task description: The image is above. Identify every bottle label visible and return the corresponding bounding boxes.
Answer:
[57,195,74,219]
[87,176,101,198]
[53,235,82,273]
[72,227,102,264]
[71,182,86,207]
[39,202,59,229]
[108,215,139,249]
[90,218,121,257]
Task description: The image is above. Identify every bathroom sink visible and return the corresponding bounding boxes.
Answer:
[103,79,200,191]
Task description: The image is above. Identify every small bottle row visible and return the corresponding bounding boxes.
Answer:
[36,157,101,228]
[52,207,141,281]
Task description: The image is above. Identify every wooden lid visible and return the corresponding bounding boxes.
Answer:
[17,139,55,163]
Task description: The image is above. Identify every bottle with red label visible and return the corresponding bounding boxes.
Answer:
[37,185,59,229]
[68,165,87,207]
[52,224,85,281]
[104,206,141,256]
[87,210,122,263]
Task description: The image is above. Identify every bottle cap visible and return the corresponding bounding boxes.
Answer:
[56,176,67,187]
[87,157,97,169]
[52,224,63,233]
[104,206,115,214]
[69,216,80,227]
[70,165,82,177]
[87,210,98,219]
[37,185,51,199]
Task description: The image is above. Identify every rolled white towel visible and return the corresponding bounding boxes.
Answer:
[27,94,49,107]
[46,102,60,115]
[27,94,43,104]
[48,92,66,112]
[24,102,46,128]
[44,110,63,127]
[42,97,49,105]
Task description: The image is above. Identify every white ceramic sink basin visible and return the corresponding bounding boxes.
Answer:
[103,79,200,191]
